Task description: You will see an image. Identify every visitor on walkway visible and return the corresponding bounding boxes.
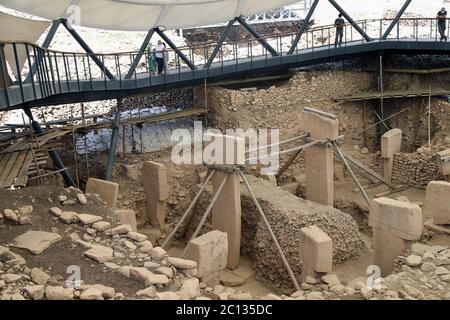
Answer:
[334,14,345,47]
[147,43,157,75]
[437,7,448,42]
[154,40,166,74]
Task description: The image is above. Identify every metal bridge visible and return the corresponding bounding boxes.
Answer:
[199,0,313,27]
[1,0,450,113]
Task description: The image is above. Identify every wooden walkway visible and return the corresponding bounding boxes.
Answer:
[0,130,69,188]
[0,150,33,188]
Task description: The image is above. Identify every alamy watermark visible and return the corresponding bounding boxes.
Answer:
[65,4,81,27]
[170,121,280,175]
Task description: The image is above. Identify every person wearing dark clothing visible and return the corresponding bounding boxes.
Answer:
[334,14,345,47]
[437,8,448,42]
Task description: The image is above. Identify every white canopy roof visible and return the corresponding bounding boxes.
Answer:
[0,0,300,31]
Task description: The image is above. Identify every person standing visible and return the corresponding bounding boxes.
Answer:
[154,40,166,74]
[147,42,157,75]
[437,7,448,42]
[334,14,345,47]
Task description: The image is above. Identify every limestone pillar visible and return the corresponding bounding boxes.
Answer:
[300,225,333,282]
[143,161,169,231]
[381,129,402,183]
[369,197,422,276]
[425,181,450,225]
[301,109,339,206]
[212,171,241,270]
[204,133,243,270]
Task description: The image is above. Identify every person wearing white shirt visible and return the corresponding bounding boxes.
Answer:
[154,40,166,74]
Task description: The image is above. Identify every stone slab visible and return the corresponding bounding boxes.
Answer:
[203,133,245,165]
[86,178,119,209]
[10,231,61,255]
[142,161,169,201]
[114,209,137,232]
[300,225,332,280]
[369,197,422,240]
[185,230,228,278]
[381,129,402,159]
[301,110,339,140]
[425,181,450,225]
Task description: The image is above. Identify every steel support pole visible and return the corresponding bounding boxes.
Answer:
[161,169,216,249]
[25,19,62,83]
[23,107,75,187]
[288,0,320,55]
[105,99,122,181]
[125,29,156,79]
[239,170,300,291]
[204,19,236,69]
[182,172,229,257]
[61,19,116,80]
[155,28,196,70]
[328,0,373,42]
[235,16,280,56]
[382,0,412,39]
[332,142,371,207]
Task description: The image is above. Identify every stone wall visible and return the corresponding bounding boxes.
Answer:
[371,149,447,188]
[207,70,379,149]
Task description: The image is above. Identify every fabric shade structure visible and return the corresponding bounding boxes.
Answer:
[0,0,300,31]
[0,11,50,81]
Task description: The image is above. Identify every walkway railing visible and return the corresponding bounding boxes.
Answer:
[1,18,450,109]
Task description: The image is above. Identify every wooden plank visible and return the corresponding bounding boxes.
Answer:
[334,87,450,102]
[36,130,71,147]
[0,153,12,183]
[0,152,19,188]
[15,151,33,187]
[3,150,28,188]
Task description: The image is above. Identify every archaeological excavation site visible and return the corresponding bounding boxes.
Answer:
[1,0,450,307]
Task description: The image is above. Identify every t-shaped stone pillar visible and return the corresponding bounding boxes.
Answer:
[425,181,450,225]
[369,197,422,276]
[300,225,333,282]
[381,129,402,183]
[301,109,339,206]
[143,161,169,231]
[204,133,244,270]
[437,149,450,182]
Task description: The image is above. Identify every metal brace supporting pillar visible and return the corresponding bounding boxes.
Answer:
[125,28,156,79]
[239,171,300,291]
[105,99,122,181]
[161,169,215,249]
[23,107,75,187]
[155,28,196,70]
[288,0,320,55]
[204,19,236,68]
[25,19,62,83]
[61,19,116,80]
[382,0,412,39]
[328,0,373,42]
[182,172,229,257]
[235,16,279,57]
[332,142,371,207]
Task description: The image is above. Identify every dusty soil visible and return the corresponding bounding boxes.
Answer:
[0,187,144,296]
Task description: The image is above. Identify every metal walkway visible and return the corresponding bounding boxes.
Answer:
[2,15,450,111]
